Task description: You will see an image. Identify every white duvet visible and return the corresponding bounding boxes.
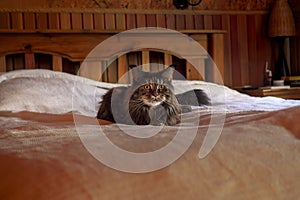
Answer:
[0,69,300,117]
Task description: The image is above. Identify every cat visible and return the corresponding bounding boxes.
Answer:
[97,65,210,126]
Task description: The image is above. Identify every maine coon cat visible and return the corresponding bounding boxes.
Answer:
[97,65,210,126]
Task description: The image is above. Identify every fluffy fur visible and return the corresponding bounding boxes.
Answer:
[97,66,210,125]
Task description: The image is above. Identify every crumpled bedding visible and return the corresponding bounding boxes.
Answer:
[1,69,300,199]
[0,107,300,200]
[1,69,300,117]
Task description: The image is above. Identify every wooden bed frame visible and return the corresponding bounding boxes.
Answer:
[0,9,225,84]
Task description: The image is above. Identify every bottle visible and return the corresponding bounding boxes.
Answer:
[264,62,272,86]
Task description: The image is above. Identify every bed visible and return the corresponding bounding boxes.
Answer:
[1,69,300,200]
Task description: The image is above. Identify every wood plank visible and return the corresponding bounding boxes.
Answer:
[0,12,10,29]
[116,13,126,30]
[229,15,241,86]
[237,15,249,85]
[36,13,48,30]
[175,15,185,30]
[24,13,36,30]
[83,13,94,30]
[94,13,105,30]
[60,13,71,30]
[25,52,35,69]
[164,53,172,66]
[71,13,82,30]
[79,61,104,81]
[14,54,25,70]
[107,60,118,83]
[186,59,203,81]
[0,56,6,72]
[105,13,116,30]
[210,34,225,84]
[126,14,136,29]
[166,14,176,29]
[156,14,166,28]
[185,15,195,30]
[194,15,204,30]
[10,12,23,30]
[246,15,258,86]
[190,34,208,50]
[48,13,60,30]
[146,14,156,27]
[136,14,146,28]
[52,55,63,71]
[117,54,129,83]
[212,15,222,29]
[204,15,213,30]
[221,15,232,86]
[142,50,150,72]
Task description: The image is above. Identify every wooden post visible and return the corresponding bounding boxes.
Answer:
[25,52,35,69]
[118,54,129,84]
[210,34,225,84]
[142,50,150,72]
[164,53,173,67]
[52,55,63,72]
[0,56,6,72]
[186,58,205,81]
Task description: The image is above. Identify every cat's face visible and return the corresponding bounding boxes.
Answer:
[129,66,175,107]
[132,83,169,107]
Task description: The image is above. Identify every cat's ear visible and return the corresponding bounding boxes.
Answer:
[160,66,174,81]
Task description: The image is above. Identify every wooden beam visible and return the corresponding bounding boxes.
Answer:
[52,55,63,71]
[117,54,129,83]
[25,52,35,69]
[142,50,150,72]
[164,53,172,67]
[186,59,204,81]
[0,56,6,72]
[210,33,225,84]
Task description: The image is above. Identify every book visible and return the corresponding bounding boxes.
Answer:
[261,85,290,90]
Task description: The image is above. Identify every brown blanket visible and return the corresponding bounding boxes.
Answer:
[0,107,300,200]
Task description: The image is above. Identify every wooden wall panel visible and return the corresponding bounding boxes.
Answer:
[0,12,10,29]
[175,15,185,30]
[71,13,82,30]
[105,13,116,30]
[126,14,136,29]
[146,14,156,27]
[0,8,289,87]
[237,15,249,85]
[24,13,36,29]
[10,12,23,29]
[136,14,146,28]
[156,14,166,28]
[185,15,194,30]
[83,13,94,30]
[60,13,71,30]
[36,13,48,29]
[116,13,126,30]
[166,14,176,29]
[48,13,60,29]
[94,13,105,30]
[194,15,204,29]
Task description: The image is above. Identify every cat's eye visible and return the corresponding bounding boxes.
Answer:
[144,85,151,89]
[158,85,165,89]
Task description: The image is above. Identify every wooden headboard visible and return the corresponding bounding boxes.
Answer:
[0,9,225,84]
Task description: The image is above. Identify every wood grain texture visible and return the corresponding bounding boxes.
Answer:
[0,0,274,10]
[1,2,298,86]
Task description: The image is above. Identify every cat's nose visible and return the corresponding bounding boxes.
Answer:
[152,91,158,97]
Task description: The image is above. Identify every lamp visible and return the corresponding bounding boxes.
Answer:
[268,0,297,80]
[173,0,202,10]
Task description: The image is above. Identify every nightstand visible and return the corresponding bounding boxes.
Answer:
[237,87,300,100]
